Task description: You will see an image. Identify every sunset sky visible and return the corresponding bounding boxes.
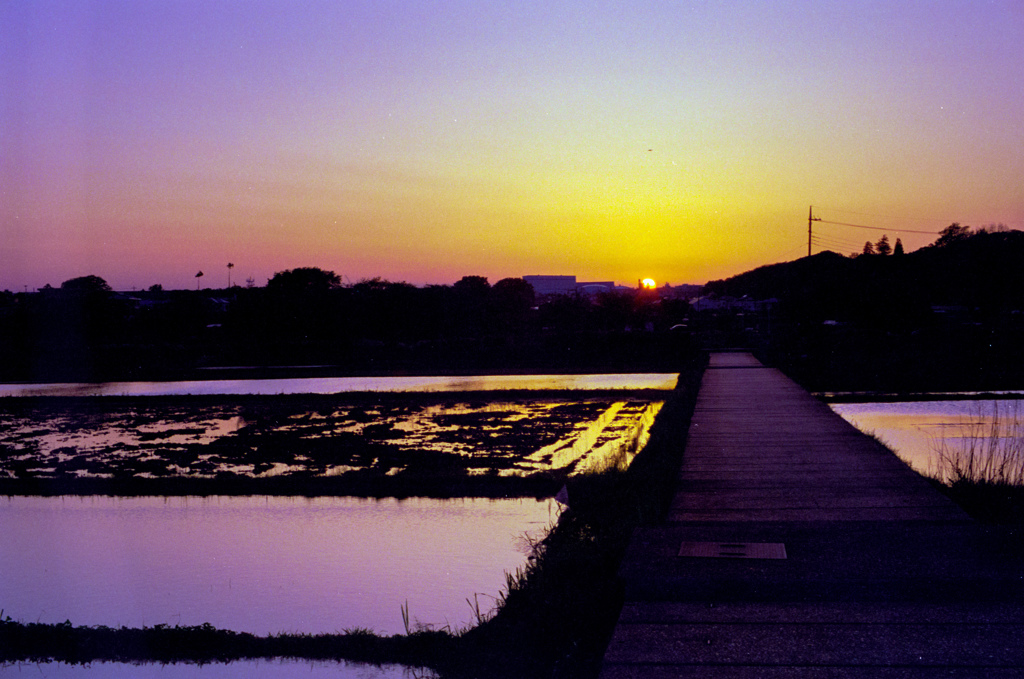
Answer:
[3,1,1023,292]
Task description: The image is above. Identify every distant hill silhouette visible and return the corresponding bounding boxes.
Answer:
[705,229,1024,325]
[703,229,1024,392]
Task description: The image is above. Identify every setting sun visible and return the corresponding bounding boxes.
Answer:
[641,278,657,290]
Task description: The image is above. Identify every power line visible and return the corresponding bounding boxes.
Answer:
[812,231,862,243]
[818,219,941,235]
[811,235,864,251]
[811,243,861,256]
[812,229,864,244]
[777,243,810,261]
[811,234,858,248]
[812,205,956,225]
[806,204,944,256]
[812,231,873,246]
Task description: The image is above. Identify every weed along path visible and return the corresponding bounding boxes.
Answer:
[600,352,1024,678]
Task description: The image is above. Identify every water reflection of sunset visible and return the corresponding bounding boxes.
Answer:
[832,399,1024,477]
[0,496,553,636]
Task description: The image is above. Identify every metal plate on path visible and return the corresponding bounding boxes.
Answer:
[678,541,787,559]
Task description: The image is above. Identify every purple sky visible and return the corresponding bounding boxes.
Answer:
[3,1,1023,291]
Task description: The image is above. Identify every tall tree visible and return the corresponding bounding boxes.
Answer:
[875,234,891,256]
[893,238,904,256]
[862,241,876,256]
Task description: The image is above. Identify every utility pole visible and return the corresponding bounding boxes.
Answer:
[808,206,821,257]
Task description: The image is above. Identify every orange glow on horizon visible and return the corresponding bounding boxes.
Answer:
[3,3,1023,293]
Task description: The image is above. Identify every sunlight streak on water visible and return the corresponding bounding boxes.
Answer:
[576,401,664,474]
[533,402,625,471]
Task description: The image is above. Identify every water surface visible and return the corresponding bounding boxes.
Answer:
[0,496,554,636]
[0,660,434,679]
[830,399,1016,476]
[0,374,678,398]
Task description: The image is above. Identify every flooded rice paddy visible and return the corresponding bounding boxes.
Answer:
[0,373,676,675]
[0,495,555,636]
[0,373,679,398]
[0,396,663,484]
[831,398,1023,477]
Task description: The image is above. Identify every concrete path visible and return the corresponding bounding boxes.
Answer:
[600,352,1024,678]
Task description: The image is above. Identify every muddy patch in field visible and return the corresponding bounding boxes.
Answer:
[0,394,664,487]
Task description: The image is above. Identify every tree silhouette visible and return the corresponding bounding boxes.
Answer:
[195,271,204,290]
[492,277,535,311]
[453,275,490,295]
[875,234,891,256]
[933,223,972,248]
[893,238,904,256]
[45,275,122,379]
[451,276,491,336]
[492,277,536,334]
[862,241,876,256]
[267,267,341,295]
[60,275,112,295]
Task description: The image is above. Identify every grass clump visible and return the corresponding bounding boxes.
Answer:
[929,400,1024,524]
[931,400,1024,486]
[0,615,456,669]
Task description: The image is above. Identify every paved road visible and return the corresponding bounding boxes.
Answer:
[600,352,1024,678]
